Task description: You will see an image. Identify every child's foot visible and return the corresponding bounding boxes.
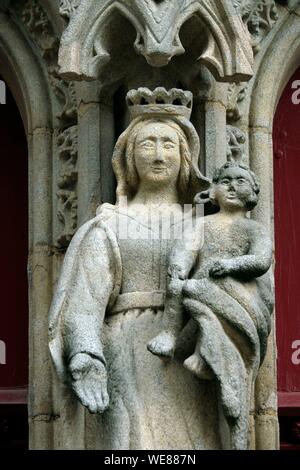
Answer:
[147,331,176,358]
[183,354,214,380]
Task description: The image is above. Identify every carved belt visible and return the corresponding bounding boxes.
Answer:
[109,290,165,315]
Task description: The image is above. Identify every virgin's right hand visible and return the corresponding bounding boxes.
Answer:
[69,353,109,414]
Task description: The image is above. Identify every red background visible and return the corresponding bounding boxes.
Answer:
[0,77,28,390]
[274,66,300,393]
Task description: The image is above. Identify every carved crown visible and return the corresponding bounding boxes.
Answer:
[126,88,193,120]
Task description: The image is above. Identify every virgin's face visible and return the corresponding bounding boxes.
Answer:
[134,122,181,186]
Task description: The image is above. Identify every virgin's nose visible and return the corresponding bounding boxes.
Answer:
[154,142,165,162]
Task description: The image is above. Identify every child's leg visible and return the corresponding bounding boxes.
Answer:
[182,295,214,380]
[147,278,185,358]
[183,332,214,380]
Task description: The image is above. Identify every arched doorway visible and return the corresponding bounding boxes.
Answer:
[0,76,28,448]
[273,65,300,450]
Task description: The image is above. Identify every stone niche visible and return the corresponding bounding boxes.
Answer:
[3,0,299,450]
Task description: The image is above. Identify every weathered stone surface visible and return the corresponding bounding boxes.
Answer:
[59,0,80,20]
[227,82,248,123]
[255,414,279,449]
[243,10,300,450]
[56,125,78,248]
[148,160,274,450]
[4,0,297,452]
[76,101,102,224]
[245,10,300,131]
[204,101,227,177]
[14,0,79,250]
[28,247,54,450]
[0,11,52,133]
[48,89,219,449]
[49,89,274,450]
[249,129,273,228]
[58,0,253,82]
[30,129,53,245]
[227,125,247,163]
[235,0,279,54]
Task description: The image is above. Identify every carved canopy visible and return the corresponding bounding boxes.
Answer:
[58,0,254,83]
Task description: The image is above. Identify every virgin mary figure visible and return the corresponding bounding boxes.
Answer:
[49,87,234,449]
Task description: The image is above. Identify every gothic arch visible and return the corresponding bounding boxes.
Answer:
[0,11,53,133]
[58,0,253,82]
[249,9,300,226]
[247,8,300,450]
[0,5,58,449]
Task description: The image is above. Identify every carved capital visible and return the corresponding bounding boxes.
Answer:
[58,0,253,83]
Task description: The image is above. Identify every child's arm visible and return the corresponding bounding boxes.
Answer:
[168,242,199,280]
[210,221,272,279]
[168,218,204,279]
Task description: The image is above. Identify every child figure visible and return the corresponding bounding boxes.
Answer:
[147,162,273,379]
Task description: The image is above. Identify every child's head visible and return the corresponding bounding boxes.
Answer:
[200,162,260,212]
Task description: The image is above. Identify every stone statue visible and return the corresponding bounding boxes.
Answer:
[148,161,274,449]
[49,88,273,450]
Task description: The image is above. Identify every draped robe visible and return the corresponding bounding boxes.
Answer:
[49,204,273,449]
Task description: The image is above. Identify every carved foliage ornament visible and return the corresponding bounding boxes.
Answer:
[58,0,253,83]
[225,1,279,132]
[234,0,279,54]
[19,0,59,60]
[16,0,79,249]
[227,82,248,123]
[56,126,78,248]
[60,0,81,20]
[226,125,247,163]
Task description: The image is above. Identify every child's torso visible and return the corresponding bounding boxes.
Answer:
[192,215,251,278]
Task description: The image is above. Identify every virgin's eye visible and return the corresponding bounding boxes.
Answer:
[164,143,176,149]
[221,179,230,185]
[140,140,155,149]
[237,178,246,184]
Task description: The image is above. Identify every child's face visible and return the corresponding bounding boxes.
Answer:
[213,167,254,211]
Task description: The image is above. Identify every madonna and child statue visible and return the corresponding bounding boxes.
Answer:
[49,88,274,450]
